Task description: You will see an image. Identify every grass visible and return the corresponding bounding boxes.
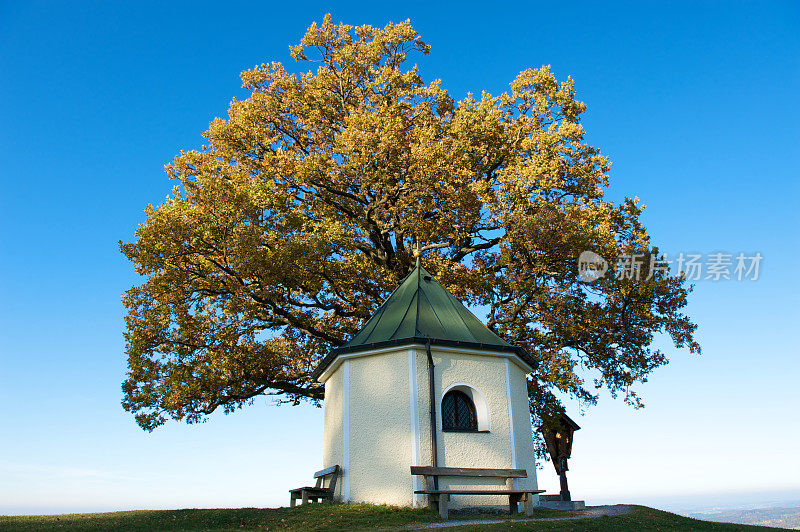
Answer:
[1,504,436,532]
[429,506,789,531]
[0,503,786,531]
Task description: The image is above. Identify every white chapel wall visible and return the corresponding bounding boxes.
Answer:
[347,348,413,506]
[322,364,344,501]
[414,348,531,509]
[323,346,537,509]
[508,360,538,493]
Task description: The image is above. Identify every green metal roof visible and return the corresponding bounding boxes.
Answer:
[312,263,536,378]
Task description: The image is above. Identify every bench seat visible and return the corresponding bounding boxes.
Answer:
[290,487,333,495]
[289,465,340,507]
[411,465,544,519]
[415,489,545,496]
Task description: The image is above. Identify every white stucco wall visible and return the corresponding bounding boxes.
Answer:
[320,345,537,509]
[348,348,413,505]
[322,363,344,501]
[415,348,534,509]
[508,360,538,498]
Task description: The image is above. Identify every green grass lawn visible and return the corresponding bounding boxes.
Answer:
[0,504,786,531]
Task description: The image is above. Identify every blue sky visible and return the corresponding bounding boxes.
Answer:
[1,0,798,516]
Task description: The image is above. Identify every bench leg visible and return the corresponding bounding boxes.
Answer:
[427,493,437,512]
[524,494,534,516]
[509,493,521,514]
[438,494,449,520]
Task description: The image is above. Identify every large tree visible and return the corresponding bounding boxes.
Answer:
[121,15,699,434]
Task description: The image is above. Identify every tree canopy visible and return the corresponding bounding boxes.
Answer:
[120,15,699,433]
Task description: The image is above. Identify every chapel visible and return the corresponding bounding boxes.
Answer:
[311,261,539,509]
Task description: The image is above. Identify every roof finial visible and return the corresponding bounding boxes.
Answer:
[412,235,421,269]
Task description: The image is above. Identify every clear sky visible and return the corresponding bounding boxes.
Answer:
[1,0,798,516]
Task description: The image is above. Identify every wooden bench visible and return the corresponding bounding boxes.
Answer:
[411,466,545,519]
[289,465,340,507]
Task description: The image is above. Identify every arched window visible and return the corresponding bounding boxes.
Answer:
[441,390,478,432]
